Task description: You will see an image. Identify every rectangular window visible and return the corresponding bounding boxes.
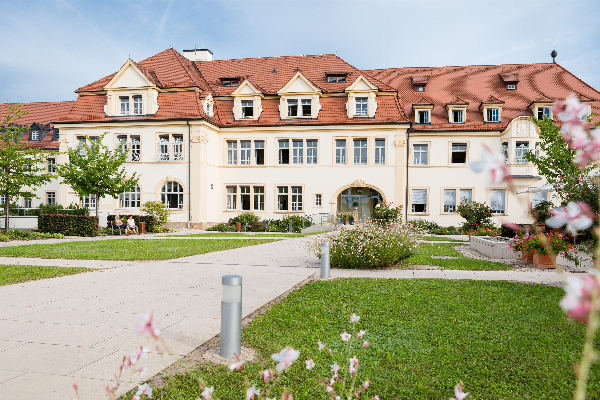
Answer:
[158,135,170,161]
[120,97,129,115]
[47,158,56,173]
[315,193,322,206]
[301,99,311,116]
[254,140,265,165]
[240,186,251,211]
[221,79,239,87]
[278,186,288,210]
[537,107,551,119]
[335,139,346,164]
[292,140,303,164]
[415,86,425,92]
[375,139,385,165]
[288,100,298,117]
[307,140,318,164]
[356,97,368,115]
[80,195,96,208]
[443,189,457,213]
[0,195,5,205]
[46,192,56,205]
[532,191,548,207]
[411,189,427,213]
[172,134,184,161]
[417,110,429,124]
[241,100,253,118]
[240,141,251,165]
[490,189,506,214]
[507,84,516,90]
[133,96,143,115]
[353,139,367,165]
[459,189,472,205]
[23,197,32,208]
[131,135,141,162]
[291,187,303,211]
[327,75,346,83]
[30,131,40,141]
[253,186,264,211]
[451,143,467,164]
[502,142,508,164]
[227,141,237,165]
[413,144,428,165]
[515,141,529,165]
[278,140,290,164]
[487,108,499,122]
[117,135,128,154]
[226,186,237,210]
[451,109,464,123]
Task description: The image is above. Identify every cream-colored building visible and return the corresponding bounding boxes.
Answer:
[3,48,599,228]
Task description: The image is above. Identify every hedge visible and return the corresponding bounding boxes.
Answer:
[38,214,99,236]
[107,214,157,233]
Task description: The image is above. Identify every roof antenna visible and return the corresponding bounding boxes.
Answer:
[551,48,557,63]
[295,67,299,72]
[272,68,276,73]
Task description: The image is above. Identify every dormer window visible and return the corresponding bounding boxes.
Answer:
[356,97,368,115]
[415,86,425,92]
[287,99,311,117]
[451,109,464,123]
[416,110,430,124]
[581,105,591,120]
[133,96,143,115]
[241,100,254,118]
[486,108,500,122]
[507,84,517,90]
[120,97,129,115]
[537,107,551,119]
[221,79,239,87]
[205,102,213,117]
[30,131,40,141]
[327,75,347,83]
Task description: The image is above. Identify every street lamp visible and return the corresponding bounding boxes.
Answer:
[220,275,242,358]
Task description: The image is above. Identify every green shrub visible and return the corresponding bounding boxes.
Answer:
[431,226,461,235]
[406,218,440,233]
[107,214,157,233]
[306,222,423,269]
[456,199,493,233]
[0,203,89,216]
[371,201,402,225]
[206,222,236,232]
[532,200,553,224]
[466,225,500,236]
[228,211,260,227]
[265,215,313,233]
[38,214,99,236]
[140,201,170,228]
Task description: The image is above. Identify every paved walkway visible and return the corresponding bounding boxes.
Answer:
[0,234,572,400]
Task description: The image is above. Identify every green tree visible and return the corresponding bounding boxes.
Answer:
[55,132,139,217]
[524,116,599,213]
[0,104,55,232]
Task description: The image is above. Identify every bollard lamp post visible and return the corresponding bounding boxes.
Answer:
[320,242,330,279]
[220,275,242,358]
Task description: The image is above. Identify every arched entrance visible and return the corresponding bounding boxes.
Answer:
[331,180,386,223]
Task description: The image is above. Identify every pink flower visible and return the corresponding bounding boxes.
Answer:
[259,368,274,382]
[357,330,366,338]
[271,346,300,372]
[340,331,351,342]
[349,355,359,366]
[363,380,371,389]
[546,201,594,236]
[134,311,161,339]
[450,382,468,400]
[349,363,357,375]
[561,272,600,323]
[331,362,340,373]
[373,396,380,400]
[305,358,316,370]
[363,341,370,348]
[554,94,590,146]
[200,386,214,400]
[135,383,152,398]
[350,313,360,323]
[469,145,512,185]
[318,339,326,351]
[135,364,147,376]
[228,361,244,371]
[574,129,600,167]
[246,384,260,400]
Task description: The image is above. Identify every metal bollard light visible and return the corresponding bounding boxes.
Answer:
[288,217,293,233]
[220,275,242,358]
[320,242,330,279]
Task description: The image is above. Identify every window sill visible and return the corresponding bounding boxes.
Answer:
[408,213,429,216]
[449,122,466,124]
[414,122,431,125]
[274,211,305,214]
[353,114,369,118]
[285,116,313,119]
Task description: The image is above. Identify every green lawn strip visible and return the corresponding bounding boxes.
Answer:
[169,232,322,238]
[422,236,468,242]
[406,243,512,271]
[0,264,92,285]
[151,279,598,399]
[0,239,278,261]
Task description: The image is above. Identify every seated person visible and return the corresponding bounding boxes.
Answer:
[127,215,139,235]
[114,215,127,230]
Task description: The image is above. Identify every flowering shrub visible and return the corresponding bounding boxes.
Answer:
[371,201,402,225]
[456,199,494,233]
[524,232,573,257]
[508,233,536,253]
[306,222,423,269]
[465,225,499,237]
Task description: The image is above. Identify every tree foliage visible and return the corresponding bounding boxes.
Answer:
[456,199,493,232]
[0,104,55,232]
[140,200,171,228]
[55,132,139,216]
[524,116,599,213]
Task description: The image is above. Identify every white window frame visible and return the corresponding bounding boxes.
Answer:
[486,108,500,122]
[240,140,251,165]
[415,109,430,124]
[226,186,237,211]
[375,139,385,165]
[23,197,32,208]
[47,158,56,173]
[537,107,551,119]
[489,189,507,215]
[506,84,516,90]
[240,185,251,211]
[335,139,346,165]
[80,194,96,209]
[292,140,304,165]
[353,138,368,165]
[287,99,312,117]
[120,97,130,115]
[253,186,265,211]
[120,184,141,208]
[410,189,428,214]
[117,134,141,162]
[161,181,184,209]
[30,131,40,141]
[306,139,318,164]
[442,188,473,214]
[133,96,143,115]
[227,141,238,165]
[291,186,303,211]
[241,100,253,118]
[450,108,465,123]
[515,141,529,165]
[450,143,468,165]
[327,75,346,83]
[355,97,368,115]
[413,144,428,166]
[315,193,322,207]
[46,192,56,205]
[224,185,266,212]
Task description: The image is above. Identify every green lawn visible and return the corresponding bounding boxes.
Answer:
[406,243,512,270]
[0,239,277,260]
[0,264,91,285]
[171,232,322,238]
[422,236,467,242]
[151,279,599,399]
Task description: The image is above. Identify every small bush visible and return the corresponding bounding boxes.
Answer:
[107,214,157,233]
[532,201,553,224]
[265,215,313,233]
[206,222,236,232]
[466,225,500,236]
[140,201,170,229]
[456,200,493,233]
[372,201,402,225]
[406,218,440,233]
[0,231,64,241]
[228,211,260,227]
[431,226,461,235]
[306,222,424,269]
[38,214,99,236]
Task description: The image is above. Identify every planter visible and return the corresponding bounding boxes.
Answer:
[349,220,354,225]
[522,251,534,264]
[533,252,557,269]
[535,223,545,232]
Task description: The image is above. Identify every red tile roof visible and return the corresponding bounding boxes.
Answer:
[366,63,600,131]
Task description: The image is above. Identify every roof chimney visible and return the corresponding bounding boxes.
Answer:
[183,48,213,61]
[551,49,557,63]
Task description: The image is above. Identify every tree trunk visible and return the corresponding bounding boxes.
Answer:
[95,193,99,217]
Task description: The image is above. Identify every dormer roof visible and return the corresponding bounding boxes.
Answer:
[231,79,264,97]
[412,97,435,108]
[277,71,322,95]
[500,73,520,83]
[103,59,158,90]
[480,95,505,109]
[345,75,378,92]
[411,76,428,85]
[446,97,469,108]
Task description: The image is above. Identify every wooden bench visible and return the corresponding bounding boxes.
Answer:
[246,221,268,231]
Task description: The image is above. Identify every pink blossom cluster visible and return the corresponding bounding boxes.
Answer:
[560,271,600,323]
[469,145,512,185]
[553,95,599,167]
[546,201,594,236]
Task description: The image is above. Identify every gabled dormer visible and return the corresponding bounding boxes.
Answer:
[411,76,428,92]
[529,96,554,120]
[480,96,504,123]
[446,97,469,124]
[412,97,434,124]
[201,93,215,118]
[231,80,263,120]
[277,71,322,119]
[345,75,378,118]
[103,59,159,117]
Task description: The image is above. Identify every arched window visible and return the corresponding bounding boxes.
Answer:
[161,181,183,209]
[120,184,141,208]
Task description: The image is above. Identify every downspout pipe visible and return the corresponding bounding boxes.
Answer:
[187,120,191,229]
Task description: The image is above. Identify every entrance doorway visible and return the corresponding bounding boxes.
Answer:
[337,187,381,222]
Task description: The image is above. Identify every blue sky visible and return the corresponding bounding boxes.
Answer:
[1,0,599,103]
